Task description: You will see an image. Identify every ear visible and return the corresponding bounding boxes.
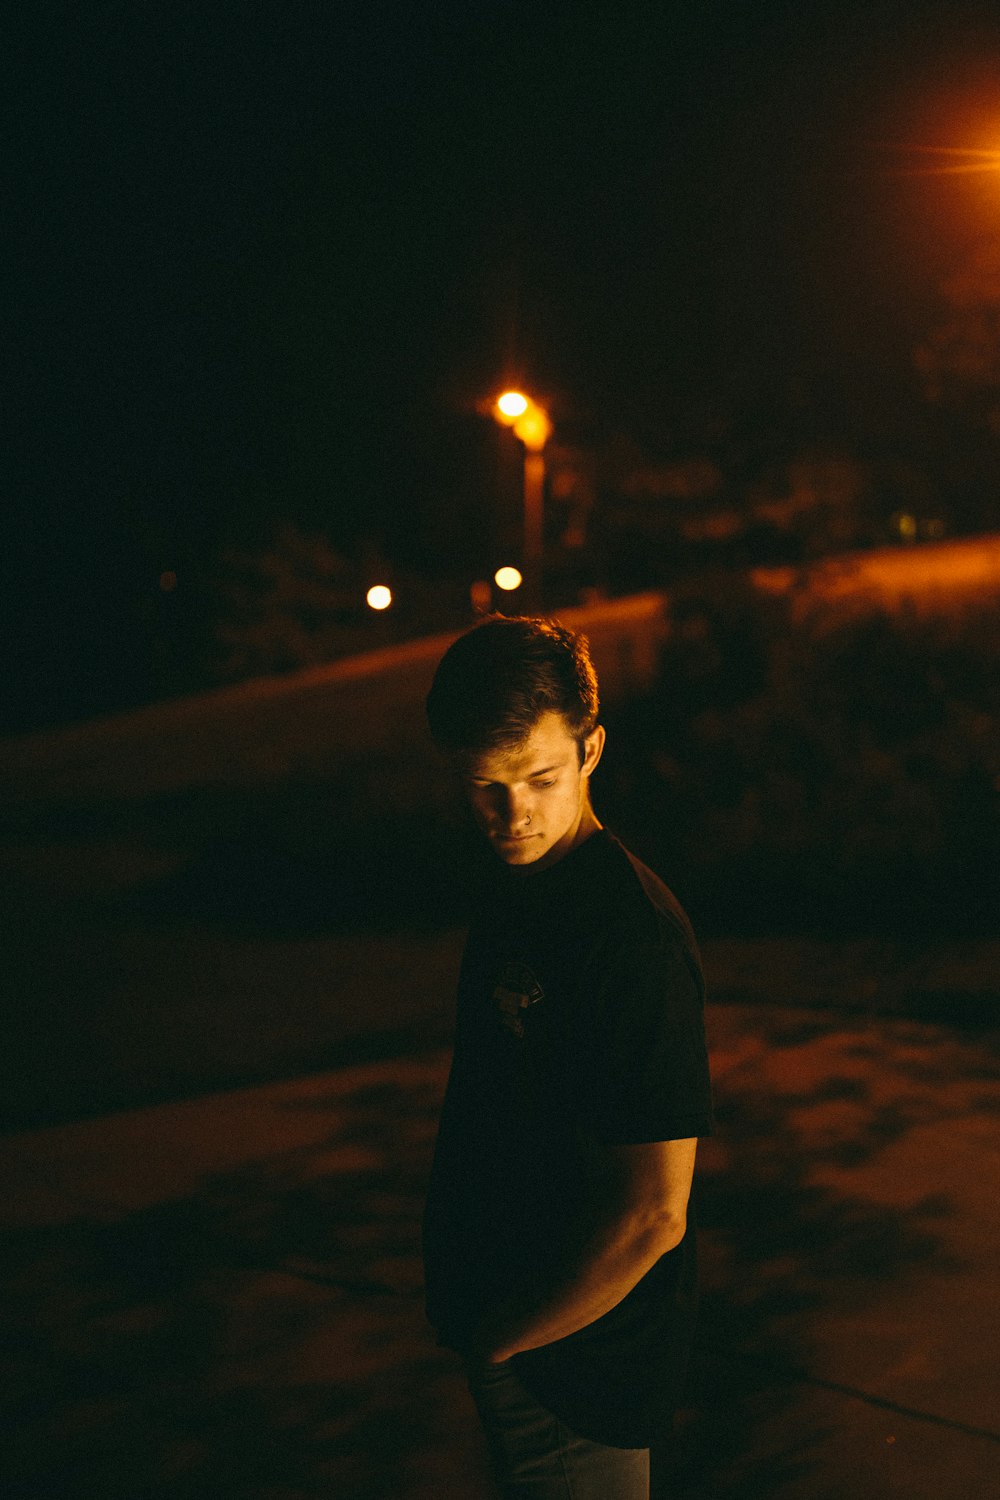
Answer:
[581,724,605,777]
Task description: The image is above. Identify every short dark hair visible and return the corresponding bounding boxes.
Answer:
[426,614,600,763]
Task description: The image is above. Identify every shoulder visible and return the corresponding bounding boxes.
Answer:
[587,832,701,966]
[583,915,705,1018]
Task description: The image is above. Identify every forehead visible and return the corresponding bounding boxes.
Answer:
[461,712,579,781]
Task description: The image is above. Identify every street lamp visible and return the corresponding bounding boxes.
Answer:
[366,584,392,611]
[494,565,523,592]
[497,391,528,419]
[494,389,552,612]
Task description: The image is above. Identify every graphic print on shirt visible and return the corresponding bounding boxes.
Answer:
[492,960,545,1038]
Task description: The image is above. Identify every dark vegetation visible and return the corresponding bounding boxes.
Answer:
[599,578,1000,938]
[8,568,997,1128]
[143,572,1000,942]
[11,571,997,953]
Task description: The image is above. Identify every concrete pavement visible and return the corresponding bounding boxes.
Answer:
[2,1002,998,1498]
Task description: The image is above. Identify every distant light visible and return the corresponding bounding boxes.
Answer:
[497,391,529,420]
[366,584,392,610]
[159,570,178,592]
[494,566,523,591]
[470,578,492,613]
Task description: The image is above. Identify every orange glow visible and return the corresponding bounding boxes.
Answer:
[159,570,178,592]
[887,143,1000,177]
[366,584,392,611]
[470,578,492,613]
[497,391,529,421]
[512,404,552,451]
[752,536,1000,616]
[494,390,551,449]
[494,566,523,591]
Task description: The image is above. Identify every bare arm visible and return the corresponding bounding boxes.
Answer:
[472,1136,699,1364]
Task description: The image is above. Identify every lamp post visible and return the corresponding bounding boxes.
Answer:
[494,390,552,613]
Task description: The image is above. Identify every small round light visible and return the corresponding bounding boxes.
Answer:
[470,579,492,613]
[159,570,178,593]
[366,584,392,611]
[497,391,529,419]
[494,566,523,591]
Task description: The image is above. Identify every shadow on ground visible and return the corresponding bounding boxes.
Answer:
[3,1057,482,1500]
[6,1004,994,1499]
[661,1007,997,1499]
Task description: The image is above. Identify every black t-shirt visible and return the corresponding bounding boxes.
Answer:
[422,828,714,1448]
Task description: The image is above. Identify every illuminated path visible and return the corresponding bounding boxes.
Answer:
[2,997,997,1499]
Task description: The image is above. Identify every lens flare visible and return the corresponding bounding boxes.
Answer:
[885,143,1000,177]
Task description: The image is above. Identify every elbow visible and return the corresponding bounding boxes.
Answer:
[652,1211,687,1256]
[628,1205,687,1260]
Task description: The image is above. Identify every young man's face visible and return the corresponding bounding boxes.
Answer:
[459,711,606,872]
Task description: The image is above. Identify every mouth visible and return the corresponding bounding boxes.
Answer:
[495,832,538,843]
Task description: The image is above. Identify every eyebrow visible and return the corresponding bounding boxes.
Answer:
[466,761,564,783]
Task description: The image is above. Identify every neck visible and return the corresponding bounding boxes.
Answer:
[575,799,602,846]
[519,797,602,875]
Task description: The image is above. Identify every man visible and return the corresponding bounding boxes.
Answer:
[422,615,714,1499]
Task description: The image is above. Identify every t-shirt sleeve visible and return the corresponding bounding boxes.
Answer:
[578,922,714,1145]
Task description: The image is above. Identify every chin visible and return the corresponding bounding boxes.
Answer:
[492,836,546,864]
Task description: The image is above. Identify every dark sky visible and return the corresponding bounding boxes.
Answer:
[7,0,1000,720]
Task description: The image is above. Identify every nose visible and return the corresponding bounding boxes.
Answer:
[494,787,532,830]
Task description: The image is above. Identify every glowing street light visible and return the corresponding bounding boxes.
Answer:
[492,389,552,610]
[497,390,529,420]
[494,565,523,591]
[366,584,392,611]
[494,390,552,451]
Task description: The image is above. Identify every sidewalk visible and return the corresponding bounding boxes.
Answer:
[2,1002,998,1499]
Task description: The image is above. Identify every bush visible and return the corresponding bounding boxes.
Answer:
[599,578,1000,936]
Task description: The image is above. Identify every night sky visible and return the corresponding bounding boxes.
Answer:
[8,0,1000,726]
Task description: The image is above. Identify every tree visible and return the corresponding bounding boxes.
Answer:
[204,522,365,682]
[914,241,1000,436]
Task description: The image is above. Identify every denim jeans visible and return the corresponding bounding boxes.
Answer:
[466,1358,650,1499]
